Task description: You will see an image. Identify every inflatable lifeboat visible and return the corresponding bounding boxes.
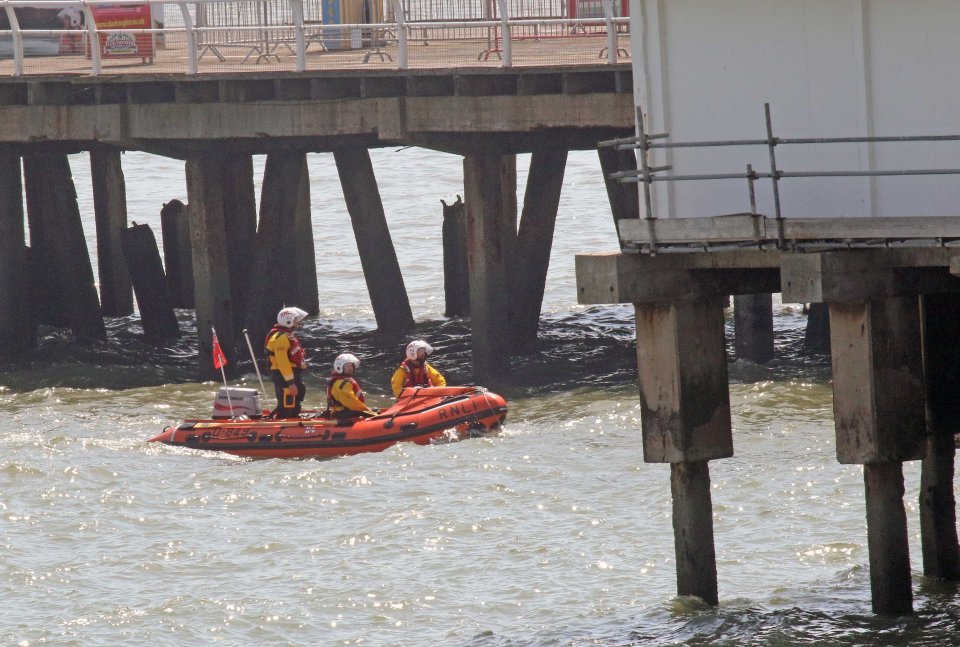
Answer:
[149,386,508,460]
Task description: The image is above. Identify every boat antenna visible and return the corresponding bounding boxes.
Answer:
[243,328,268,398]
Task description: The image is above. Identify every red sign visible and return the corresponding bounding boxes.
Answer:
[89,4,154,61]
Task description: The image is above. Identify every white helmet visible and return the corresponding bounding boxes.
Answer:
[334,353,360,374]
[277,307,308,328]
[405,340,434,361]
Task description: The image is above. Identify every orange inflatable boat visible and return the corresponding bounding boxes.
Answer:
[149,386,508,460]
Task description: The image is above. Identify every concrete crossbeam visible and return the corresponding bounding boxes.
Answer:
[576,251,780,304]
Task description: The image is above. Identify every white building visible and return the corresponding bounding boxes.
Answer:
[629,0,960,220]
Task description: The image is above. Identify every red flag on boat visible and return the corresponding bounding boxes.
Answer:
[212,328,228,369]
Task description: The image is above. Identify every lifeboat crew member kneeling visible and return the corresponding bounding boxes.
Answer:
[327,353,377,420]
[391,339,446,398]
[265,307,308,418]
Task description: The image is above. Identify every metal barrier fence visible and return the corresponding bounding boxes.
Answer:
[601,105,960,254]
[0,0,629,75]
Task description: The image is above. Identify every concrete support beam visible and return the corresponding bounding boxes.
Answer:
[464,153,517,381]
[671,461,719,606]
[0,154,32,354]
[292,158,320,315]
[828,297,925,464]
[512,147,567,351]
[245,152,316,344]
[90,148,133,316]
[733,293,774,364]
[864,462,913,615]
[186,154,236,377]
[576,251,780,305]
[220,154,258,328]
[919,293,960,581]
[636,300,733,463]
[23,154,105,341]
[333,147,412,332]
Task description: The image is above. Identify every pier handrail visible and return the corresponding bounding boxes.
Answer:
[0,0,630,75]
[601,103,960,253]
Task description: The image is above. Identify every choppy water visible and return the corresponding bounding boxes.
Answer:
[2,150,959,645]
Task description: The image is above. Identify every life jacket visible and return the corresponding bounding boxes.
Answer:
[264,325,306,369]
[326,372,365,409]
[400,359,432,388]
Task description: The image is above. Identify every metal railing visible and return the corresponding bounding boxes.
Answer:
[0,0,630,75]
[600,104,960,254]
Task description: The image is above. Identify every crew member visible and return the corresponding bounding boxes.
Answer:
[327,353,377,419]
[264,306,308,418]
[391,339,446,398]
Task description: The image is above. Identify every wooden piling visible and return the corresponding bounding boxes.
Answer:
[441,196,470,318]
[90,148,133,316]
[733,293,774,363]
[864,462,913,615]
[22,154,105,341]
[245,152,308,343]
[463,153,517,381]
[0,154,32,354]
[597,145,640,229]
[160,199,194,308]
[671,460,719,605]
[919,293,960,581]
[512,148,568,352]
[334,147,414,332]
[121,223,180,339]
[186,154,236,376]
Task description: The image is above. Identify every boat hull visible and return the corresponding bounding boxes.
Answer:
[149,386,507,459]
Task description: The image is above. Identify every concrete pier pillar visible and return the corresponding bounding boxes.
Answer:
[463,153,517,381]
[512,148,567,352]
[0,154,32,354]
[23,154,105,341]
[291,158,319,315]
[442,196,470,318]
[597,146,640,228]
[864,462,913,615]
[220,154,258,327]
[636,298,732,606]
[90,149,133,317]
[733,293,774,363]
[828,296,925,614]
[919,293,960,581]
[245,152,310,343]
[334,147,413,332]
[671,460,719,605]
[186,154,236,376]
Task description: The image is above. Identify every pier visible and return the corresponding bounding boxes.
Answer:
[0,50,633,379]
